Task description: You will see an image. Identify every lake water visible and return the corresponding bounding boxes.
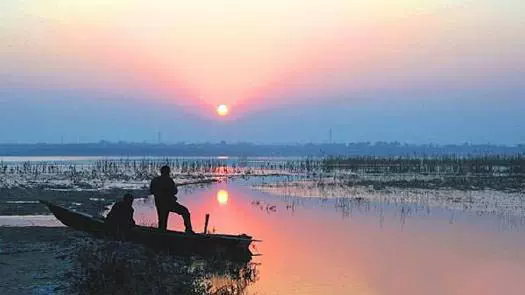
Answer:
[130,180,525,295]
[3,178,525,294]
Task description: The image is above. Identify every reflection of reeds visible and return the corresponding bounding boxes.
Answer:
[203,260,260,295]
[247,155,525,221]
[254,176,525,228]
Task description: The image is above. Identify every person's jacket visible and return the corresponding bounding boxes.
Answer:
[150,175,178,202]
[106,201,135,228]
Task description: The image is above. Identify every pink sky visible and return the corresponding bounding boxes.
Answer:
[2,1,524,117]
[0,1,524,143]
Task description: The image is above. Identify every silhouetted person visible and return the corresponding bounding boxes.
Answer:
[106,193,136,231]
[150,165,194,233]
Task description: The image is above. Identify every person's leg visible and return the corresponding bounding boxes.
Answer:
[156,207,169,231]
[171,202,193,232]
[155,198,169,231]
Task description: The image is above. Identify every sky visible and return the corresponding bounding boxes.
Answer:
[1,1,524,144]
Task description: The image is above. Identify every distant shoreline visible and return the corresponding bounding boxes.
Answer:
[0,142,523,157]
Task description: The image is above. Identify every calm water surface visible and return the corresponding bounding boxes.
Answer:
[3,178,524,294]
[129,181,525,295]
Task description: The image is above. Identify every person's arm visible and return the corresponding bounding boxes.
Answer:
[170,178,178,201]
[149,178,156,195]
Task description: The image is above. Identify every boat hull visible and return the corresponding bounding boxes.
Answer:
[40,200,253,261]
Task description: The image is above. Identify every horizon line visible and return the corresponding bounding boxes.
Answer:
[0,141,523,147]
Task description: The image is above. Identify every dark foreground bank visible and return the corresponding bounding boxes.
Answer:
[0,227,257,295]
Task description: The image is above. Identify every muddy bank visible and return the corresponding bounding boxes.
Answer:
[0,227,85,295]
[0,226,257,295]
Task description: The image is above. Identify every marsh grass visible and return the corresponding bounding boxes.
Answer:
[2,156,523,219]
[68,237,258,295]
[69,239,207,295]
[321,155,525,175]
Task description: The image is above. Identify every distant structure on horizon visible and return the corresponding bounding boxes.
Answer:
[157,132,162,144]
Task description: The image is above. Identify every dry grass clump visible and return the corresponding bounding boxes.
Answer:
[69,238,208,295]
[68,238,259,295]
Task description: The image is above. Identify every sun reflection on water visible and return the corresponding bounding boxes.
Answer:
[217,189,229,205]
[128,183,525,295]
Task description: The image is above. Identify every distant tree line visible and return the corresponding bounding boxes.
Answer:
[0,142,523,157]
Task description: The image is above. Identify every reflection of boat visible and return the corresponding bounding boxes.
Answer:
[40,200,255,261]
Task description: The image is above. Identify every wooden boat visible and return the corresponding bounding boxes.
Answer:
[40,200,255,261]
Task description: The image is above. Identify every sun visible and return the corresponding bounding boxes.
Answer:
[216,189,229,205]
[216,104,229,116]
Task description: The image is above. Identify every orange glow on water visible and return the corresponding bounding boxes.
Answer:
[216,189,229,205]
[130,184,525,295]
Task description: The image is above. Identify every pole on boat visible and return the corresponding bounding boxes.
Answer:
[203,213,210,234]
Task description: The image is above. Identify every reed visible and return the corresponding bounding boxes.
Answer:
[69,238,257,295]
[321,155,525,176]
